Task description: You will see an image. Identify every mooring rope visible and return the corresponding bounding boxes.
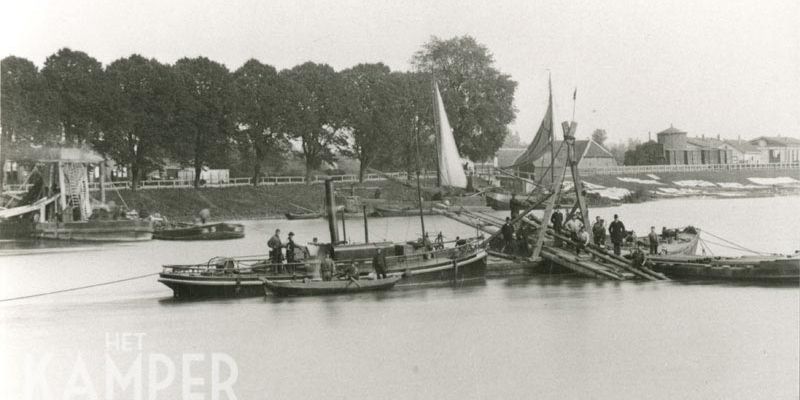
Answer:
[0,272,159,303]
[700,229,768,255]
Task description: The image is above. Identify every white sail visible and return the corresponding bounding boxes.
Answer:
[433,82,468,188]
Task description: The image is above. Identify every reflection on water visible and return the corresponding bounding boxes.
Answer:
[1,196,799,399]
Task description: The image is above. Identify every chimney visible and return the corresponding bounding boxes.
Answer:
[738,135,741,144]
[717,134,720,140]
[648,131,651,141]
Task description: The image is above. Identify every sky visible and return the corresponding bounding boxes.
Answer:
[2,0,799,144]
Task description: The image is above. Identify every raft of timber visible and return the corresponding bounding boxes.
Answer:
[435,208,668,281]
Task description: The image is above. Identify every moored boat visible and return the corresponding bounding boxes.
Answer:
[153,222,244,240]
[264,276,401,296]
[648,253,800,283]
[285,212,322,220]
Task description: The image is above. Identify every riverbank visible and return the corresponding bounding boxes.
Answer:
[105,167,800,221]
[110,179,430,222]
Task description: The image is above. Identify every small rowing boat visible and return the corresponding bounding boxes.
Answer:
[153,222,244,240]
[263,276,401,296]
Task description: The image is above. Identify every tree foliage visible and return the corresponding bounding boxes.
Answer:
[280,62,348,183]
[232,59,289,184]
[340,63,399,181]
[591,129,608,146]
[412,35,517,162]
[40,48,106,144]
[99,55,176,190]
[623,140,666,165]
[172,57,235,187]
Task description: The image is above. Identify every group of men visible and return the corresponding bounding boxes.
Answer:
[266,228,391,281]
[550,209,629,255]
[550,209,665,256]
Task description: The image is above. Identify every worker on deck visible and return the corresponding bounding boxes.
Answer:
[510,193,522,219]
[268,229,283,266]
[320,250,336,281]
[344,260,359,280]
[592,217,606,247]
[286,232,297,264]
[372,248,388,279]
[648,226,659,255]
[575,226,590,256]
[501,217,515,253]
[199,208,210,224]
[565,215,584,242]
[551,207,564,247]
[631,246,646,269]
[609,214,626,256]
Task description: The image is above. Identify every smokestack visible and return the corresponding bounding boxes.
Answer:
[738,135,741,144]
[324,179,340,245]
[717,134,720,140]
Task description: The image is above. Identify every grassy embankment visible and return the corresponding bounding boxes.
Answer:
[105,168,799,221]
[110,179,428,222]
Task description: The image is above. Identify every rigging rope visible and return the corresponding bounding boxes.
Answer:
[700,229,767,255]
[0,272,159,303]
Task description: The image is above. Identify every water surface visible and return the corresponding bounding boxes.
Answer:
[1,196,798,399]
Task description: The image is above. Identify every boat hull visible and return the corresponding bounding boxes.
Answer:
[33,220,153,242]
[649,255,800,283]
[264,276,401,296]
[158,249,488,299]
[153,223,244,241]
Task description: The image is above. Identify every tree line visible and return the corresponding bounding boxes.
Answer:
[1,36,517,189]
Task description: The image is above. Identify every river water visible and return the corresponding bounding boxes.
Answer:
[1,195,798,399]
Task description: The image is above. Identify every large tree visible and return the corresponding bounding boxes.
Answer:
[172,57,235,188]
[388,71,436,177]
[340,63,398,181]
[232,59,289,185]
[412,35,517,162]
[98,55,176,190]
[624,140,666,165]
[1,56,57,189]
[40,48,106,144]
[280,62,348,183]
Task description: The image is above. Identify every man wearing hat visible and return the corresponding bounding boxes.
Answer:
[267,229,283,265]
[609,214,626,256]
[285,232,297,264]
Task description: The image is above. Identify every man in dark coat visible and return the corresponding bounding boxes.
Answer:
[608,214,626,256]
[372,248,388,279]
[267,229,283,265]
[501,217,515,252]
[510,193,521,219]
[285,232,297,263]
[551,208,564,247]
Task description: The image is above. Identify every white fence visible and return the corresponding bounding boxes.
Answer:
[578,162,799,176]
[3,163,798,194]
[2,171,439,194]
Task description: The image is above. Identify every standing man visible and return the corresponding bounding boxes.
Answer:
[592,217,606,247]
[575,226,590,256]
[320,250,336,281]
[267,229,283,265]
[551,207,564,247]
[608,214,626,256]
[501,217,515,252]
[285,232,297,264]
[372,248,388,279]
[510,193,521,219]
[648,226,659,255]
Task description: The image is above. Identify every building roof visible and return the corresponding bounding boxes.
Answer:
[512,139,614,168]
[748,136,800,147]
[723,140,760,153]
[657,125,686,135]
[686,137,725,149]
